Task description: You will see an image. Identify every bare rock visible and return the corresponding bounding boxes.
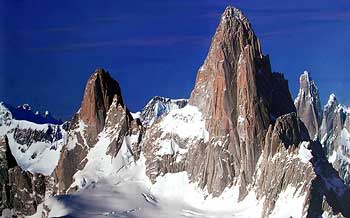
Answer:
[295,71,322,139]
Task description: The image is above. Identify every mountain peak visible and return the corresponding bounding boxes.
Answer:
[187,6,295,197]
[222,6,248,22]
[326,93,337,108]
[295,71,322,139]
[79,68,125,145]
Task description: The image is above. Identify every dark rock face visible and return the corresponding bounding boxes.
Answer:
[13,125,62,149]
[54,69,136,194]
[308,141,350,218]
[295,71,322,139]
[186,6,295,198]
[0,135,46,217]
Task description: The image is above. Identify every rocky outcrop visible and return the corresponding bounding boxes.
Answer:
[54,69,138,194]
[0,135,46,217]
[186,6,295,198]
[295,71,322,139]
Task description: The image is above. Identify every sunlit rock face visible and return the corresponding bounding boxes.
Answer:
[187,6,295,198]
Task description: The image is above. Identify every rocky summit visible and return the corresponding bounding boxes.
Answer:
[1,6,350,218]
[295,71,322,140]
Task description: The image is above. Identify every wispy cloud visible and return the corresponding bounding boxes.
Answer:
[37,26,81,33]
[29,36,209,53]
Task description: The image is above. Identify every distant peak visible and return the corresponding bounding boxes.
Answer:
[88,68,111,82]
[302,70,309,78]
[17,104,32,111]
[300,70,311,83]
[329,93,336,100]
[328,93,337,104]
[93,68,106,75]
[325,93,338,109]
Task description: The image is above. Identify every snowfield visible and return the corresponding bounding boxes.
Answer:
[34,153,307,218]
[39,155,267,218]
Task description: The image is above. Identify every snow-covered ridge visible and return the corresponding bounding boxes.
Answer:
[139,96,188,127]
[0,102,66,175]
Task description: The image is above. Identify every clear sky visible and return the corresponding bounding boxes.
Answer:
[1,0,350,120]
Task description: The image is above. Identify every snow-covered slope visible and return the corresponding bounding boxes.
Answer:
[0,102,66,175]
[39,156,266,218]
[139,96,188,127]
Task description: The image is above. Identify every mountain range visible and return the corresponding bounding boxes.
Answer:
[1,6,350,218]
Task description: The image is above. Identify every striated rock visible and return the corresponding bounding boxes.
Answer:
[295,71,322,139]
[186,6,295,198]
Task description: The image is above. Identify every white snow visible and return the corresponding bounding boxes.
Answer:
[270,186,306,218]
[40,155,265,218]
[70,129,139,190]
[325,93,337,109]
[329,150,337,164]
[159,105,209,142]
[298,141,313,163]
[155,138,187,156]
[340,128,350,150]
[131,111,141,119]
[238,115,245,123]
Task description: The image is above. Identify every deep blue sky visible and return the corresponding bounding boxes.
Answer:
[1,1,350,120]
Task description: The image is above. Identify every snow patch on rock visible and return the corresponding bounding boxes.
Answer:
[298,141,313,163]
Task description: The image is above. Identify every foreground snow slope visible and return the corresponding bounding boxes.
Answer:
[44,156,265,218]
